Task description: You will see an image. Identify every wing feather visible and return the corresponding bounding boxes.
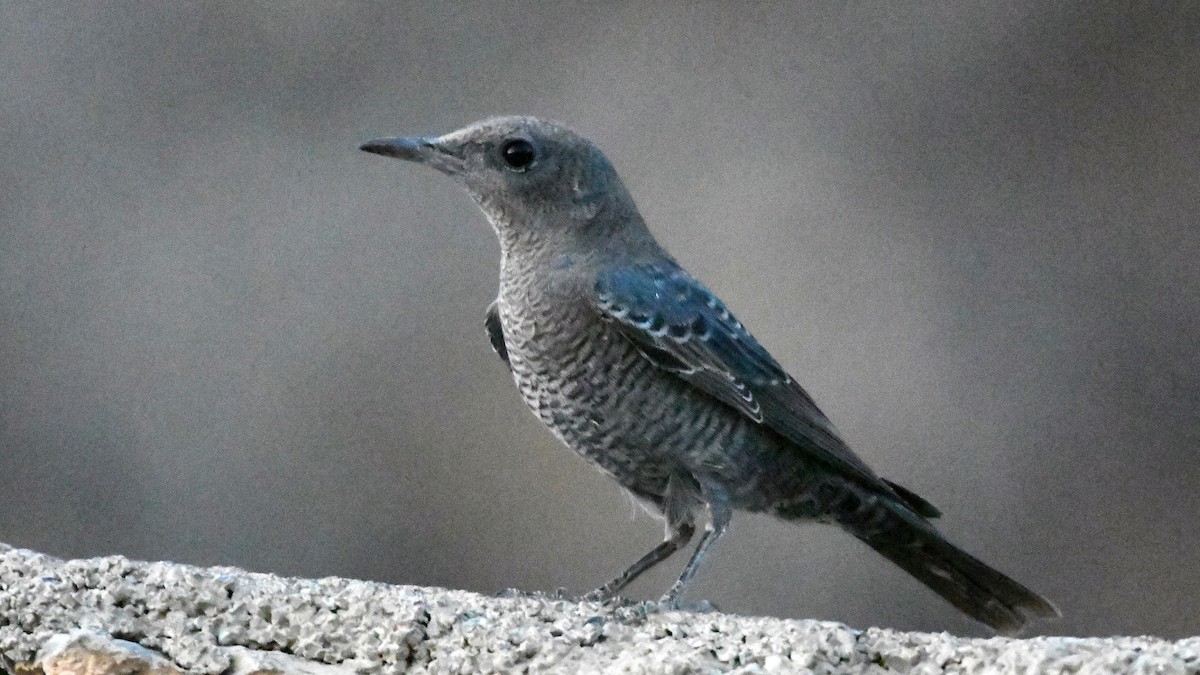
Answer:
[594,263,885,487]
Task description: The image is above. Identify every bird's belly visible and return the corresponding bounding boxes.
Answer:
[505,318,669,492]
[502,308,802,507]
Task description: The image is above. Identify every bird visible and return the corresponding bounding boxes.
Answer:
[359,116,1058,635]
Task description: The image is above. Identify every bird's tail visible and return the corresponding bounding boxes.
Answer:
[841,489,1059,635]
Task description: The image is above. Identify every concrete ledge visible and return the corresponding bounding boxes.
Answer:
[0,544,1195,674]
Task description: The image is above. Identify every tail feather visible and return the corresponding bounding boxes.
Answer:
[883,479,942,519]
[846,495,1058,634]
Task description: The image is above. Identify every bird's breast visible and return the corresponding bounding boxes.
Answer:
[494,274,786,504]
[497,281,633,434]
[495,277,669,487]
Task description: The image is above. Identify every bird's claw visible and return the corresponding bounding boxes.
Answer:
[493,587,571,600]
[580,587,614,604]
[675,598,721,613]
[647,596,721,614]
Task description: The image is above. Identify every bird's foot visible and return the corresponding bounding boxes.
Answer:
[493,587,571,600]
[650,594,721,614]
[674,598,721,613]
[580,586,616,604]
[579,581,647,606]
[598,597,721,625]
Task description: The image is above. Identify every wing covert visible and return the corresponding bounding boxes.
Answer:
[593,263,884,486]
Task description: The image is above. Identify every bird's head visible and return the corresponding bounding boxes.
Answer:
[361,116,640,249]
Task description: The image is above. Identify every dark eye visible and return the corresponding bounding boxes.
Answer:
[500,138,536,171]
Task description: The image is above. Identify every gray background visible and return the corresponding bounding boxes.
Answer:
[2,2,1197,639]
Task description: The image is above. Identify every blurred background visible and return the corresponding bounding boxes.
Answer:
[1,2,1197,638]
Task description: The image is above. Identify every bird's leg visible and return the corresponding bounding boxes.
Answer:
[584,518,695,602]
[659,479,732,609]
[584,476,699,602]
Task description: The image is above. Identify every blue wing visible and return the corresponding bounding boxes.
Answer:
[593,262,887,487]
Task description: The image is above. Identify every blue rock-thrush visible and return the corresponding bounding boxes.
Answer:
[360,116,1058,634]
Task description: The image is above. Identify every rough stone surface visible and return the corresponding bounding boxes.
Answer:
[0,544,1195,674]
[37,630,182,674]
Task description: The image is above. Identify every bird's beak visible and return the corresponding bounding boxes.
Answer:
[359,135,464,175]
